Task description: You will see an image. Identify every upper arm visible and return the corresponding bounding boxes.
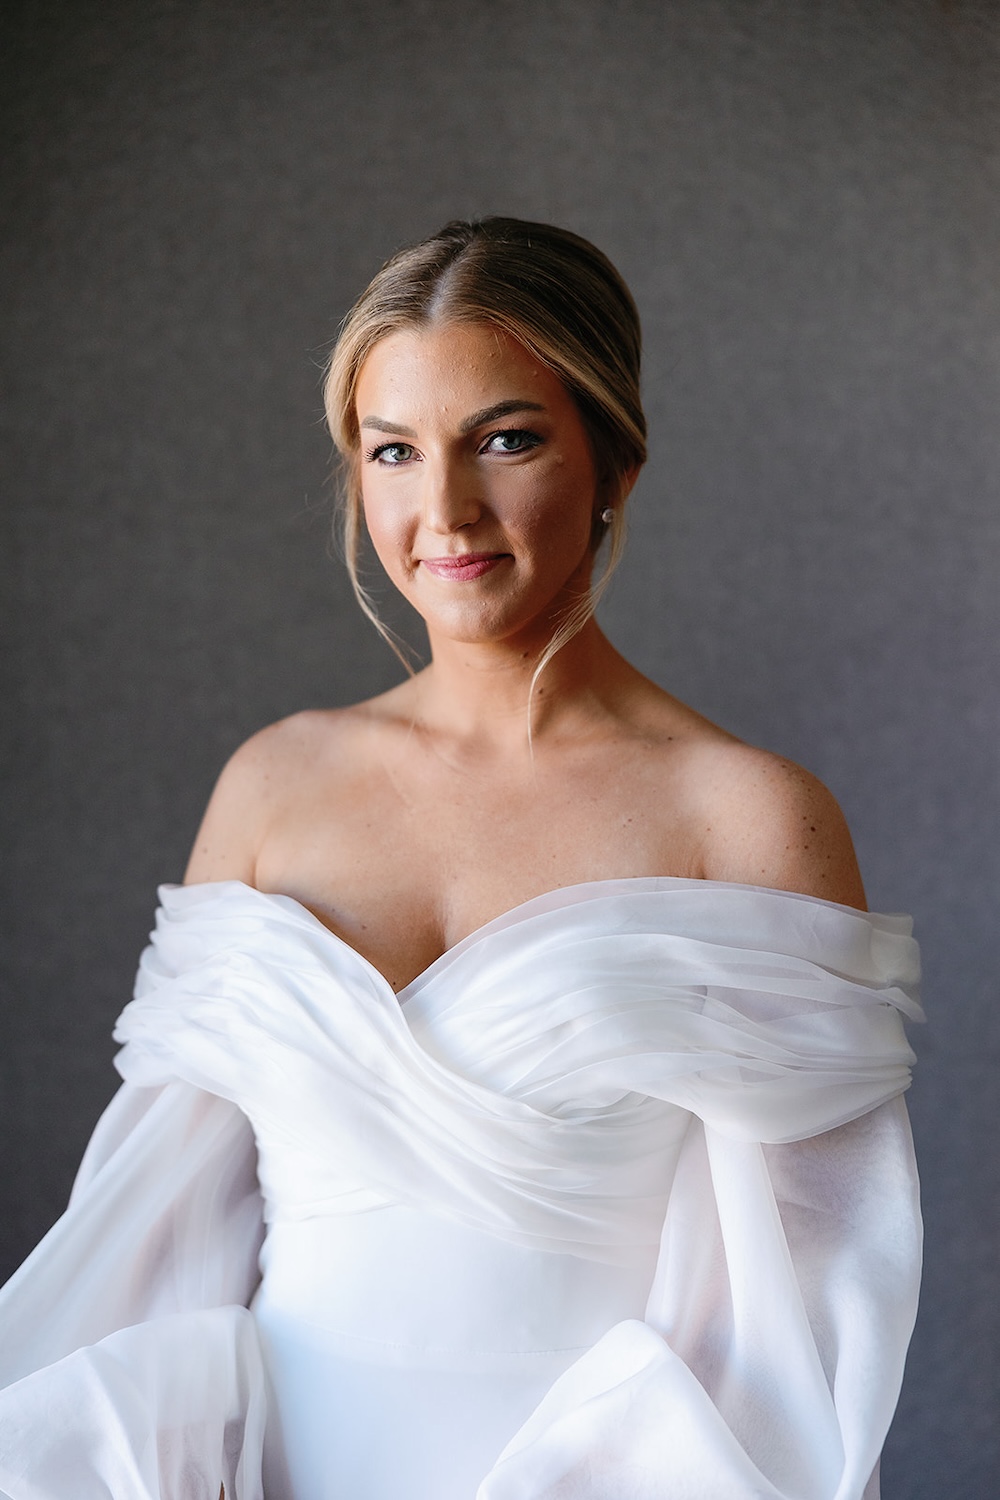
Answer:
[698,748,867,910]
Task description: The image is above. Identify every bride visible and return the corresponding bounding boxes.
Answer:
[0,218,921,1500]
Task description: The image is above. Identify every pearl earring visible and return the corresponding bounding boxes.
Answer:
[600,507,615,524]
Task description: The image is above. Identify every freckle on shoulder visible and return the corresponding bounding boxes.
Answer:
[694,742,867,910]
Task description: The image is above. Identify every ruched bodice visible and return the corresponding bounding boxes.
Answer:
[115,880,919,1255]
[0,878,923,1500]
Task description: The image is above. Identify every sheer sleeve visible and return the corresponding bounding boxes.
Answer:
[0,1080,267,1500]
[478,1098,921,1500]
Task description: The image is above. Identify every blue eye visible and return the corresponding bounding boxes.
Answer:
[368,442,415,464]
[484,429,541,455]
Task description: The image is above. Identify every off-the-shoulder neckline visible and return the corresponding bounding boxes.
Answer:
[164,875,895,1004]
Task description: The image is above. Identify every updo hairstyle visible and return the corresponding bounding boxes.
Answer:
[324,217,647,676]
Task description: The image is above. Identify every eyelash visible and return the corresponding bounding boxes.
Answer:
[363,428,542,465]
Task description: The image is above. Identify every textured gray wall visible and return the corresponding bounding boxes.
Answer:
[2,1,997,1494]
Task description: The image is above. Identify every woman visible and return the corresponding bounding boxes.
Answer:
[0,218,921,1500]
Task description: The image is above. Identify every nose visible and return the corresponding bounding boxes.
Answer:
[419,452,483,534]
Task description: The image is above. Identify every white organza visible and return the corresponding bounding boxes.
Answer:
[0,1079,266,1498]
[0,1309,265,1500]
[0,877,922,1500]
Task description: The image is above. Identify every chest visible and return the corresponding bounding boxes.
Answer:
[253,751,706,991]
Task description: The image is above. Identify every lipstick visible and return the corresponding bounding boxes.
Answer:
[420,553,509,581]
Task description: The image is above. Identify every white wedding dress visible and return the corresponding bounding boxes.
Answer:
[0,877,923,1500]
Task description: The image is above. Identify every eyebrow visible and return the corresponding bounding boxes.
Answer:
[459,400,546,434]
[360,415,418,437]
[358,400,546,440]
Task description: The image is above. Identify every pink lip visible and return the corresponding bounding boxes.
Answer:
[420,553,509,581]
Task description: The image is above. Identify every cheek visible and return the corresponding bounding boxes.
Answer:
[513,465,595,558]
[360,485,413,579]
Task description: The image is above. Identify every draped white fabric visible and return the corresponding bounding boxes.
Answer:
[0,878,922,1499]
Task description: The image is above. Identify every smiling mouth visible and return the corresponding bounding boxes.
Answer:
[420,553,510,581]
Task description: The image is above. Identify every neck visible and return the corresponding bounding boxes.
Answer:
[406,616,625,755]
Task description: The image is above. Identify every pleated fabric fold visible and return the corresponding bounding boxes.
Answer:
[112,879,920,1263]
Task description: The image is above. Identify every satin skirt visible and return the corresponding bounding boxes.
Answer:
[252,1205,659,1500]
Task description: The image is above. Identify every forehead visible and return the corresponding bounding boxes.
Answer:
[355,321,571,420]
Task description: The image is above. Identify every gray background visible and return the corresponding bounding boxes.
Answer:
[2,0,997,1493]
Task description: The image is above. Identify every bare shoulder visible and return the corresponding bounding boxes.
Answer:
[183,706,368,885]
[688,737,867,910]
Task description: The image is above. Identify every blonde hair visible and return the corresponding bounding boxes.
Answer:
[323,217,647,689]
